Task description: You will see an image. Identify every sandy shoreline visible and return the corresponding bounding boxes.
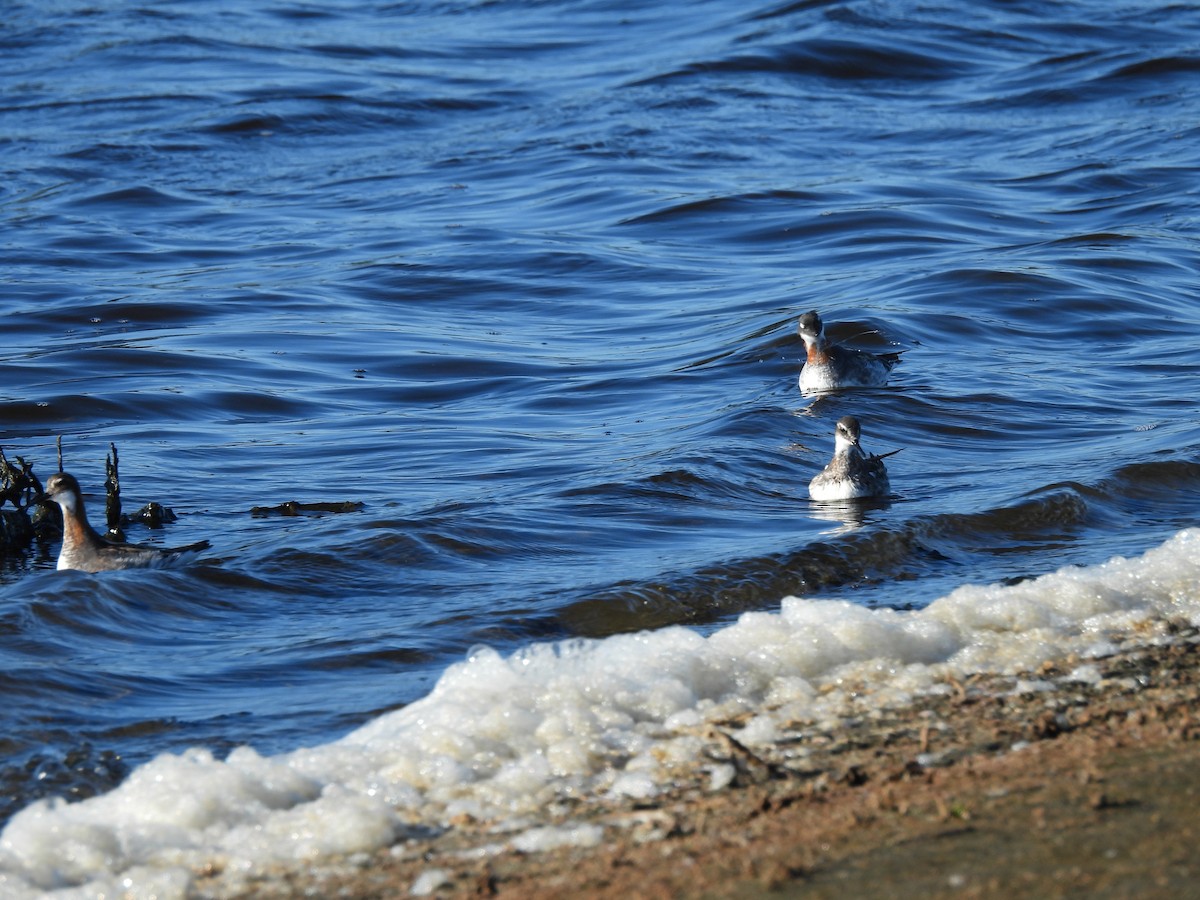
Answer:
[201,620,1200,899]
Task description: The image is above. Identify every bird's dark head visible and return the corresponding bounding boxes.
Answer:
[40,472,83,511]
[797,310,823,341]
[835,416,861,446]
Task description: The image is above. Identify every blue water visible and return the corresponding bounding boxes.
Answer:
[2,0,1200,822]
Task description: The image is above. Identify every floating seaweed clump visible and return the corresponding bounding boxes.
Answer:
[123,501,177,529]
[251,500,365,518]
[0,448,44,552]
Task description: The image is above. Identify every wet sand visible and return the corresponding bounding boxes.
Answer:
[205,620,1200,899]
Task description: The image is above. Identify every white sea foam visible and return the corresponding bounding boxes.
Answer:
[2,529,1198,898]
[409,867,450,896]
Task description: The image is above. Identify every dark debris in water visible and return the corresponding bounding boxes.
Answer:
[251,500,365,518]
[104,442,124,542]
[0,441,199,555]
[0,509,36,550]
[122,501,178,529]
[0,446,50,552]
[0,448,43,511]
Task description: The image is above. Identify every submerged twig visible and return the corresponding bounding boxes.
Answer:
[105,442,124,541]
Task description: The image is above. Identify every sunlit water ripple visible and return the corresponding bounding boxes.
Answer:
[1,0,1199,830]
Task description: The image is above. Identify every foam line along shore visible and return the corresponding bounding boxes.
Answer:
[1,530,1198,895]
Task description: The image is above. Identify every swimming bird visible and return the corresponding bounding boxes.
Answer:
[40,472,210,572]
[808,416,896,501]
[797,310,899,394]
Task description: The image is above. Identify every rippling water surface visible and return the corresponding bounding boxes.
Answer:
[2,0,1200,832]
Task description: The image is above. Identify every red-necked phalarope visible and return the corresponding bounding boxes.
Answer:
[809,416,895,501]
[41,472,210,572]
[797,310,899,394]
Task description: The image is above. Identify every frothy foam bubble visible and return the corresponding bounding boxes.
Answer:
[2,529,1198,897]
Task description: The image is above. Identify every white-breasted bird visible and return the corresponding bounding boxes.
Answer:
[797,310,899,394]
[41,472,210,572]
[808,416,896,501]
